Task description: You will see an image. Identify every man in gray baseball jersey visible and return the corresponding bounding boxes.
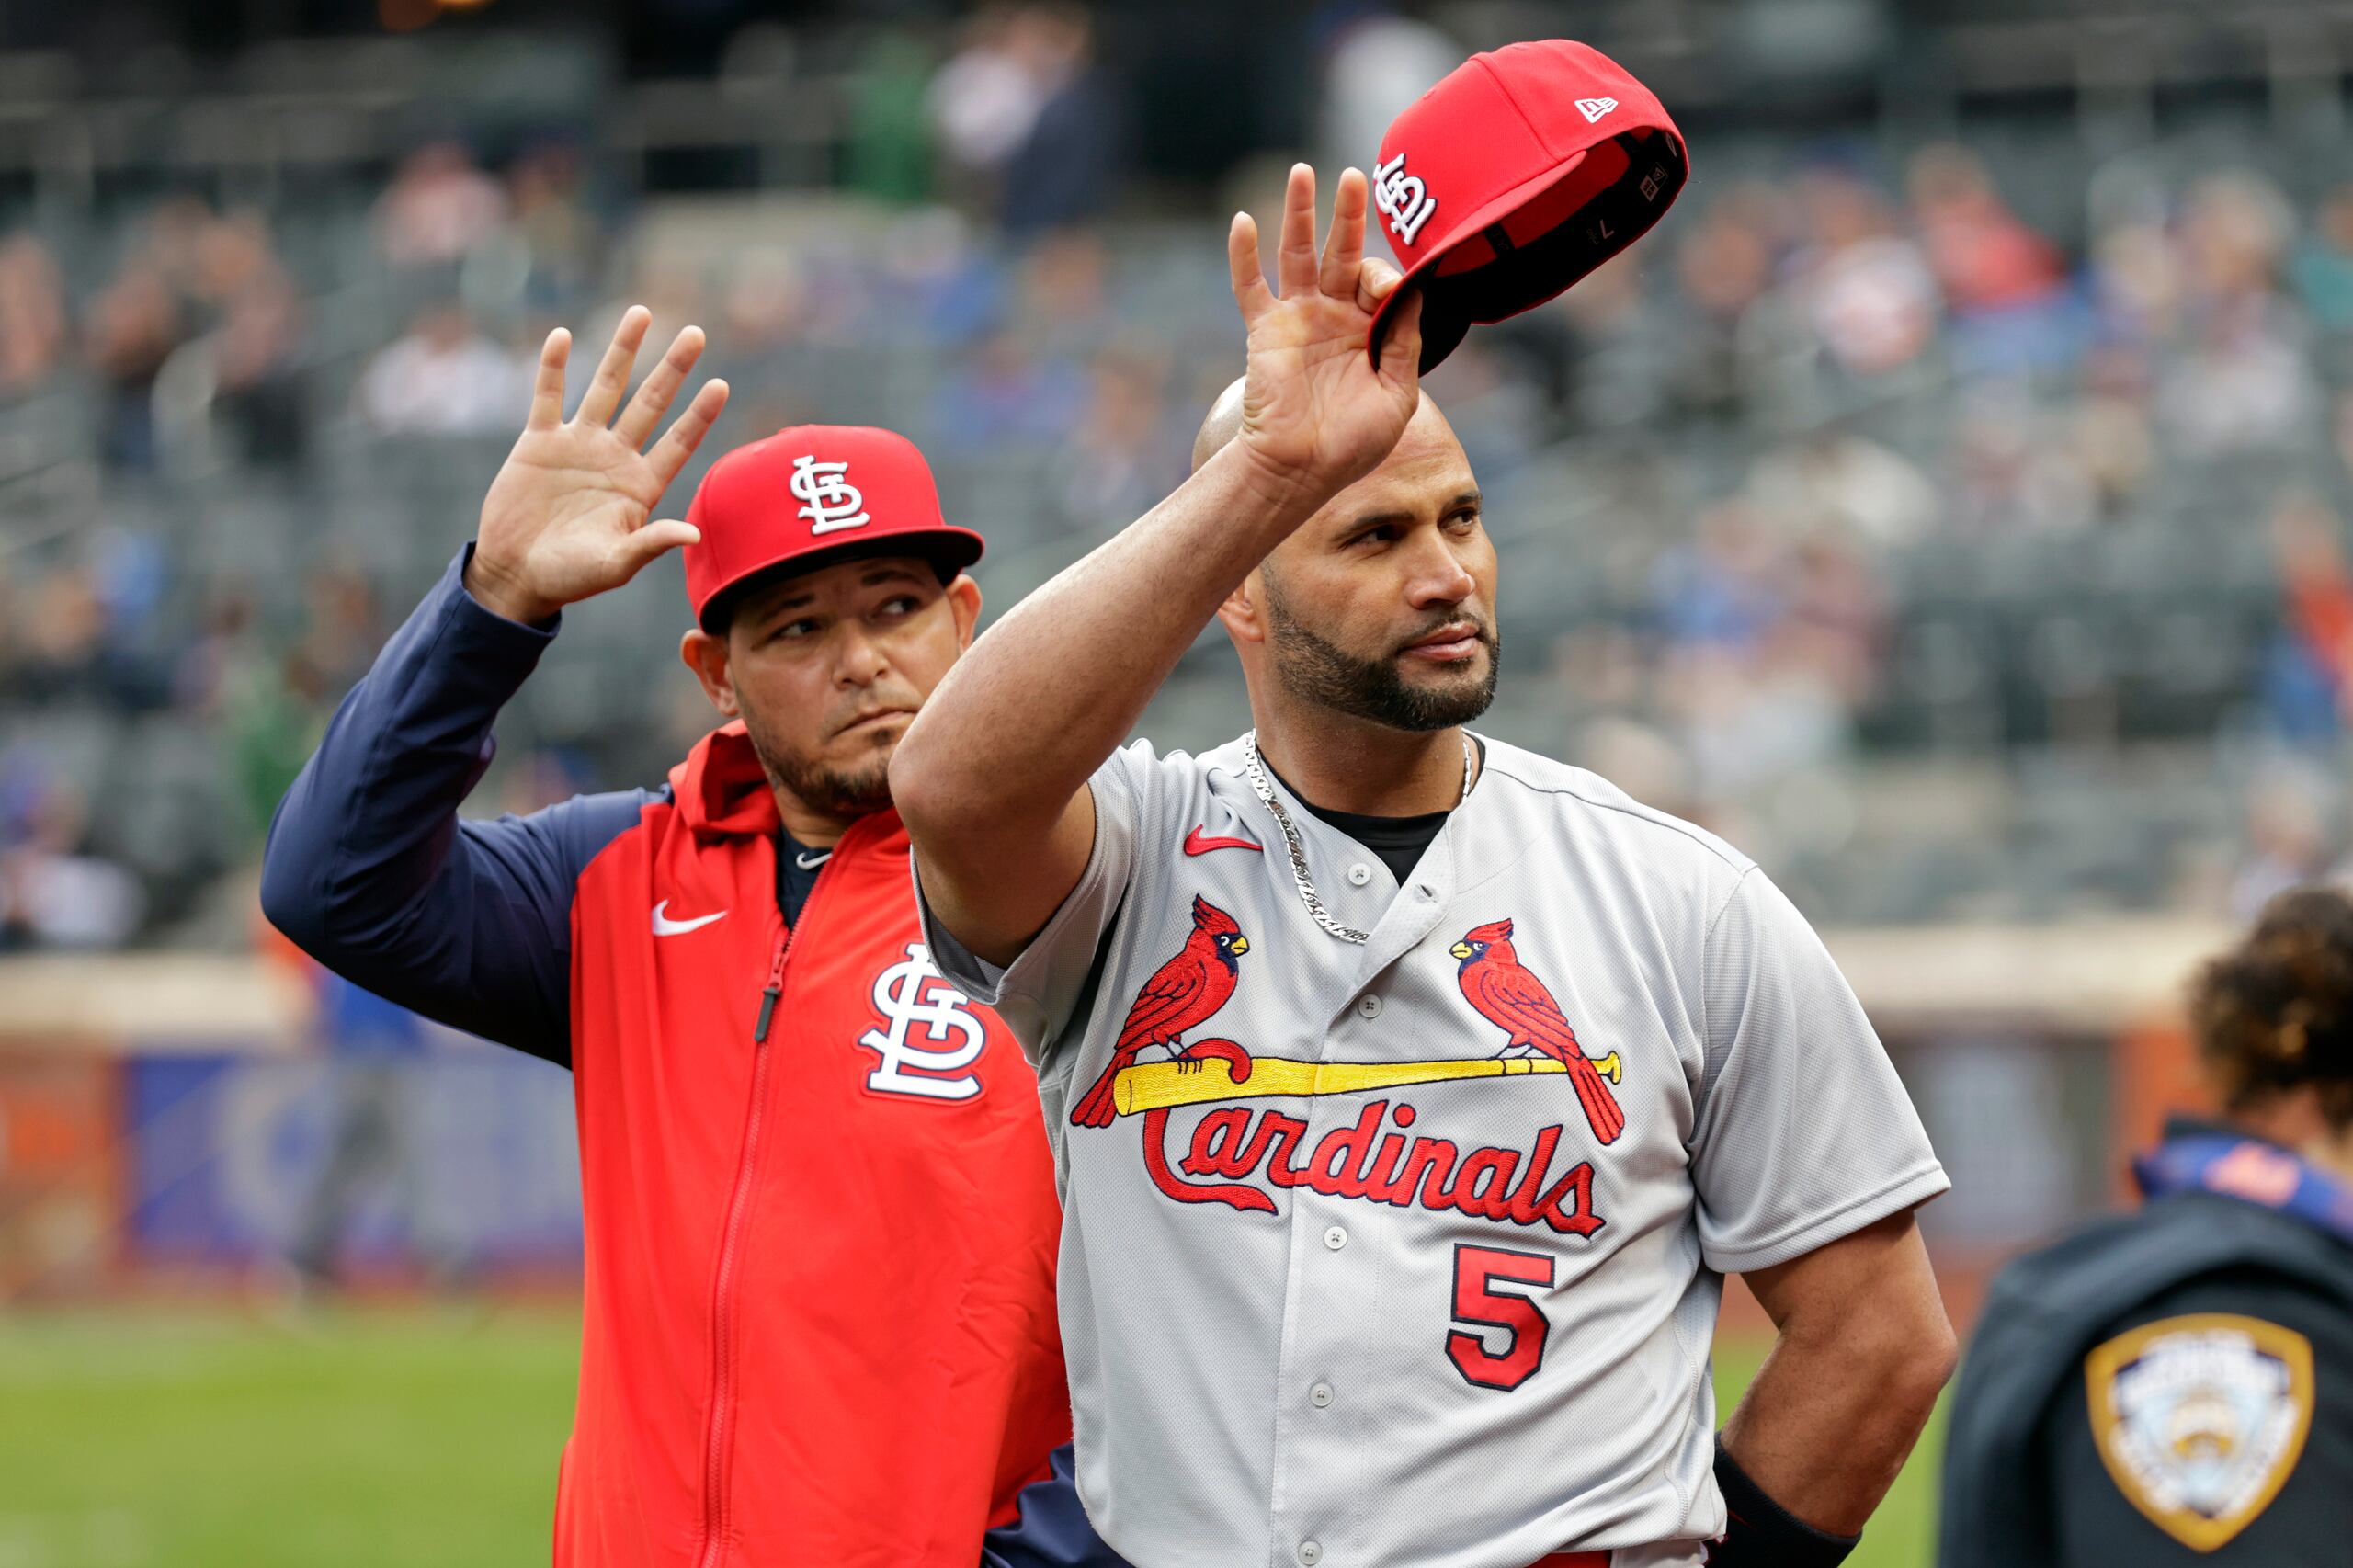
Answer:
[892,165,1955,1568]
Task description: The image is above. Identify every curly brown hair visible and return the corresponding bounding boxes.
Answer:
[2190,886,2353,1131]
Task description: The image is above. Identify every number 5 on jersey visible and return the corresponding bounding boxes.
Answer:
[1448,1244,1556,1391]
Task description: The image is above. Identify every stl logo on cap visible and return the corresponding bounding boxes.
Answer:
[1372,152,1438,246]
[682,423,984,631]
[790,449,875,534]
[790,454,870,536]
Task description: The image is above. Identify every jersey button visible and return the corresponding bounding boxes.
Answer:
[1355,994,1382,1019]
[1324,1224,1347,1251]
[1298,1543,1324,1567]
[1347,862,1373,886]
[1310,1381,1334,1408]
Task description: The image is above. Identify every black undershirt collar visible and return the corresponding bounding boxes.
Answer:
[1260,736,1487,886]
[774,832,829,926]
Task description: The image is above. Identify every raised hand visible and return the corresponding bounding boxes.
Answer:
[1225,164,1425,511]
[466,307,731,625]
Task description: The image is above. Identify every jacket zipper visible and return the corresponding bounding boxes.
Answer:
[693,839,847,1568]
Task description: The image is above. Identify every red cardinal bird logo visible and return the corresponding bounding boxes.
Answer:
[1452,918,1627,1146]
[1069,894,1254,1129]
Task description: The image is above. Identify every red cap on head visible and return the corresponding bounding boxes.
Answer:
[682,424,983,631]
[1367,40,1688,372]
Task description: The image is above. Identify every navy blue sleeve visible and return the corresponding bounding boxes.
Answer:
[981,1445,1129,1568]
[260,548,655,1066]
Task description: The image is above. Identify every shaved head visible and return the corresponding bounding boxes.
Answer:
[1192,378,1249,472]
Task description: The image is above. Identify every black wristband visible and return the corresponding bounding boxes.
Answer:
[1709,1438,1861,1568]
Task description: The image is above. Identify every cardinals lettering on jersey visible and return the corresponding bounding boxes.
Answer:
[1453,918,1628,1145]
[1065,894,1622,1229]
[1069,894,1253,1128]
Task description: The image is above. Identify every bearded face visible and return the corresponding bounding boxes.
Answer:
[1263,565,1500,733]
[736,697,898,820]
[695,553,978,830]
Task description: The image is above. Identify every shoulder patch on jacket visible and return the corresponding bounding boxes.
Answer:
[2084,1312,2314,1551]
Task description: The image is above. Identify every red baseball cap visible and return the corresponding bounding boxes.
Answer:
[682,424,984,631]
[1367,40,1688,372]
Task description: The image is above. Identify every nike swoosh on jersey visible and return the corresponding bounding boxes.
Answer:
[1183,826,1264,856]
[651,900,728,936]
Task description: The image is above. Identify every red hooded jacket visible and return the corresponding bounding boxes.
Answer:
[558,724,1070,1565]
[261,557,1077,1568]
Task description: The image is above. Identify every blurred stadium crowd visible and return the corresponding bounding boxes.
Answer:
[10,2,2353,958]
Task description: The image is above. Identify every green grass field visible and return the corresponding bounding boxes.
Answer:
[0,1308,1943,1567]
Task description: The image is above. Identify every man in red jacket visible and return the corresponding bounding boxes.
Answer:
[262,309,1118,1568]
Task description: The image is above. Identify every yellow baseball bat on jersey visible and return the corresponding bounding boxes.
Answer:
[1110,1050,1623,1117]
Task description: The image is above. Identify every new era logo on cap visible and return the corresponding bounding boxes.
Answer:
[1576,97,1619,123]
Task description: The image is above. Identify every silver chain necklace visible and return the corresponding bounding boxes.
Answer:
[1237,730,1474,945]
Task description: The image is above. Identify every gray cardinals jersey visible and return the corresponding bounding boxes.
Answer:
[917,733,1948,1568]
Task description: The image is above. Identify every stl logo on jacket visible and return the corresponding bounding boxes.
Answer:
[858,942,991,1102]
[1069,894,1251,1128]
[1452,918,1627,1145]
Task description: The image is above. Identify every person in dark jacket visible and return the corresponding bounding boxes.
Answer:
[1941,887,2353,1566]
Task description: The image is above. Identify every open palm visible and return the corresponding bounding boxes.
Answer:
[469,307,730,625]
[1227,165,1425,506]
